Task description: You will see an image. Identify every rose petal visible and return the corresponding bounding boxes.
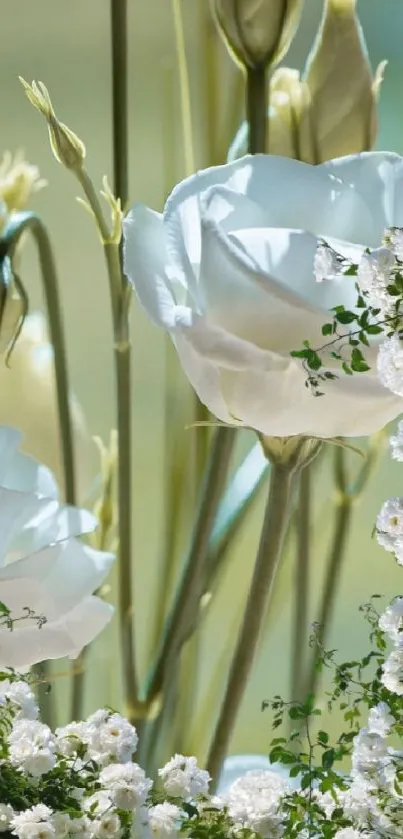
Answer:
[0,596,113,668]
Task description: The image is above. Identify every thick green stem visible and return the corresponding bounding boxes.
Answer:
[144,427,235,704]
[291,466,311,702]
[246,66,268,154]
[206,458,300,786]
[110,0,129,210]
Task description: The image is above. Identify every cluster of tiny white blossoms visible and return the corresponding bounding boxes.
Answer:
[0,677,217,839]
[313,228,403,397]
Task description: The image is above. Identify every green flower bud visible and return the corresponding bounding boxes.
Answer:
[303,0,385,161]
[212,0,303,70]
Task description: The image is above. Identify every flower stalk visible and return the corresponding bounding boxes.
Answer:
[206,437,321,786]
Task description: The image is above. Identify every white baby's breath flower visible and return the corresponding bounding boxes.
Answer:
[148,803,182,839]
[389,419,403,461]
[159,754,210,799]
[377,334,403,398]
[382,647,403,695]
[99,762,152,810]
[379,598,403,645]
[8,718,56,777]
[0,804,14,833]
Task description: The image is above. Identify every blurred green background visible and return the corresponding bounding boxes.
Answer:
[2,0,403,760]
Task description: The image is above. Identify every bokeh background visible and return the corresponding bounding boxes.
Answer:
[2,0,403,761]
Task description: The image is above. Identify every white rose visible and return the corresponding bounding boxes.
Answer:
[123,152,403,438]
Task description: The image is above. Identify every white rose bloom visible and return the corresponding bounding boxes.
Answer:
[158,754,210,799]
[0,804,14,832]
[379,598,403,645]
[0,678,38,719]
[11,805,55,839]
[123,152,403,439]
[99,762,152,809]
[85,711,138,765]
[382,648,403,695]
[8,718,56,776]
[148,803,182,839]
[0,426,114,669]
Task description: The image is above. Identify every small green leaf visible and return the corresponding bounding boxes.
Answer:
[321,323,333,336]
[342,362,353,375]
[335,310,357,325]
[322,749,335,770]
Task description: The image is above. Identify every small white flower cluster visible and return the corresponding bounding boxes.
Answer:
[222,769,290,838]
[0,678,214,839]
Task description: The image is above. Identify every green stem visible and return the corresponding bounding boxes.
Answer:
[305,495,353,700]
[76,168,138,717]
[4,212,76,505]
[110,0,129,210]
[144,427,235,704]
[291,466,311,703]
[246,66,268,154]
[206,458,300,786]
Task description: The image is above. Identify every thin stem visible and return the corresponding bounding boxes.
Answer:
[172,0,194,176]
[305,495,352,700]
[246,66,268,154]
[144,427,235,703]
[110,0,129,210]
[76,167,138,716]
[4,212,76,506]
[206,458,300,786]
[291,466,311,702]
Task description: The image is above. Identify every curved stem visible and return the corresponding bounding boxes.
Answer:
[110,0,129,210]
[4,212,76,505]
[246,66,268,154]
[206,458,300,786]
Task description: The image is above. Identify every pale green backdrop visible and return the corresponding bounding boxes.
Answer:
[1,0,403,757]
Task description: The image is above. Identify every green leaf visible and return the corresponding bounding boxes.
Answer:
[290,349,309,359]
[306,351,322,371]
[342,362,353,375]
[335,310,357,325]
[322,749,335,770]
[321,323,333,336]
[366,324,383,335]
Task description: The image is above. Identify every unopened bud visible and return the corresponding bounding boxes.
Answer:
[19,78,86,172]
[212,0,302,70]
[302,0,385,160]
[0,151,46,213]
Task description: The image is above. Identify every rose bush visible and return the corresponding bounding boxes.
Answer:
[123,152,403,438]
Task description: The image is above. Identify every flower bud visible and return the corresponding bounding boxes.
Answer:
[302,0,385,160]
[19,78,86,172]
[212,0,303,70]
[0,151,47,213]
[0,312,94,501]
